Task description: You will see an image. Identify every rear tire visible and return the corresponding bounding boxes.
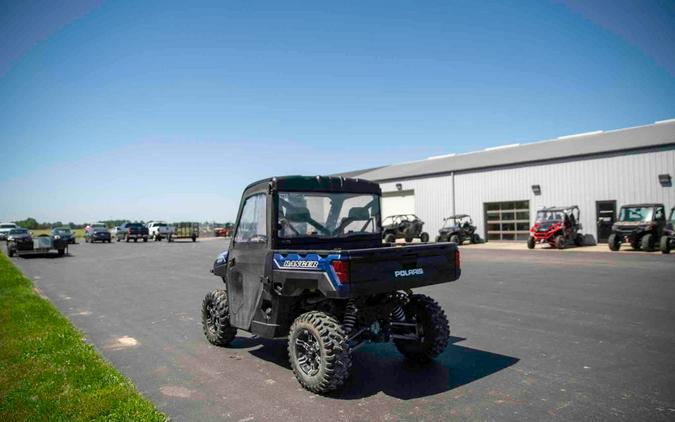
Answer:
[661,236,671,254]
[527,237,535,249]
[404,236,413,243]
[384,233,396,243]
[640,233,653,252]
[394,294,449,363]
[450,234,460,244]
[201,289,237,346]
[555,235,566,250]
[288,311,351,394]
[192,235,197,242]
[630,239,640,250]
[608,234,620,251]
[420,232,429,243]
[143,237,148,242]
[470,233,480,244]
[574,234,584,247]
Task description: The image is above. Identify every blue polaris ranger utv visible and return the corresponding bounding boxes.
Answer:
[201,176,461,394]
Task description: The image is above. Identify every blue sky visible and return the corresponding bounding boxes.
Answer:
[1,0,674,223]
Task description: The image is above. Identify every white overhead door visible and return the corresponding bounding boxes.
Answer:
[381,190,415,218]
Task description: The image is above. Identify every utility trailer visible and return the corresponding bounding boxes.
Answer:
[173,222,199,242]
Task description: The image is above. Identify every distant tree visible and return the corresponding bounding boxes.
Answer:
[14,217,39,229]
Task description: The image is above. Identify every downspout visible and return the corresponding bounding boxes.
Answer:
[451,172,455,216]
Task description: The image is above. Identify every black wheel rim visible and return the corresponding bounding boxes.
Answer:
[295,329,321,376]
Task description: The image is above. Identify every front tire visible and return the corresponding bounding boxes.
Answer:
[555,235,566,250]
[8,246,15,257]
[420,232,429,243]
[661,236,671,254]
[640,233,654,252]
[384,233,395,243]
[470,233,480,244]
[527,237,535,249]
[394,294,449,363]
[288,311,351,394]
[450,234,460,244]
[202,289,237,346]
[608,233,620,251]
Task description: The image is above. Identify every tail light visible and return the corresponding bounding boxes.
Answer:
[128,228,132,233]
[455,249,460,271]
[331,260,350,284]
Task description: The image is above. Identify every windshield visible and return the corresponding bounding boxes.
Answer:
[54,228,71,234]
[0,224,16,229]
[9,229,28,235]
[278,192,380,238]
[93,227,108,232]
[619,207,653,222]
[536,210,564,223]
[155,223,167,227]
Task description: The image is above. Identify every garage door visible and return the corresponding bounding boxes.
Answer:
[381,190,415,218]
[484,200,530,241]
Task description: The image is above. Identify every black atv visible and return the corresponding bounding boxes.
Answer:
[608,203,667,252]
[201,176,461,394]
[382,214,430,243]
[436,214,479,245]
[660,207,675,254]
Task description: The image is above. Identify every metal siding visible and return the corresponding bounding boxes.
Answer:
[377,150,675,241]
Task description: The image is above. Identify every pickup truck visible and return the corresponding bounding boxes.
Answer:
[201,175,461,394]
[114,222,149,242]
[0,222,18,241]
[147,221,175,241]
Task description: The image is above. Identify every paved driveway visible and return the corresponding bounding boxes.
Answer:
[9,240,675,421]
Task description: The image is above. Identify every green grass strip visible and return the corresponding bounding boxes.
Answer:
[0,253,166,422]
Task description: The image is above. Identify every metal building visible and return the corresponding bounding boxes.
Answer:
[347,120,675,243]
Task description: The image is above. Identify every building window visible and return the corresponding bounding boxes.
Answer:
[484,201,530,241]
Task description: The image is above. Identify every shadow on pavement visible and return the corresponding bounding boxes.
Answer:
[243,335,519,400]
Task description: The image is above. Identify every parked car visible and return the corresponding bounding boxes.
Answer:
[527,206,584,250]
[147,221,175,241]
[202,175,460,394]
[114,222,149,242]
[382,214,429,243]
[436,214,479,244]
[0,222,18,241]
[660,206,675,254]
[7,230,67,257]
[608,203,666,252]
[174,222,199,242]
[51,227,76,244]
[85,227,111,243]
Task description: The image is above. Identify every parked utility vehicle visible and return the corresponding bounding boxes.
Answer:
[436,214,479,244]
[527,206,583,249]
[147,221,175,241]
[201,176,461,394]
[382,214,429,243]
[608,203,666,252]
[660,207,675,254]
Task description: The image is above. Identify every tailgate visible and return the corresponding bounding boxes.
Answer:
[345,243,460,296]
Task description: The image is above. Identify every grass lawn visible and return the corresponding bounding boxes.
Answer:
[29,228,86,238]
[0,253,166,422]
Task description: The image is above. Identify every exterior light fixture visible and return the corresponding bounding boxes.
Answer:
[396,183,403,191]
[531,184,541,195]
[658,174,672,187]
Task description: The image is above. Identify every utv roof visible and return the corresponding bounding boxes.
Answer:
[244,175,381,195]
[620,203,665,208]
[444,214,470,219]
[539,206,579,212]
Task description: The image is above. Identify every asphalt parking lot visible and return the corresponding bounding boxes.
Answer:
[8,240,675,421]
